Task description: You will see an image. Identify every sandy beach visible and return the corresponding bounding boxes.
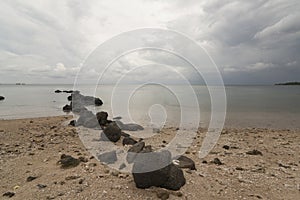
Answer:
[0,116,299,200]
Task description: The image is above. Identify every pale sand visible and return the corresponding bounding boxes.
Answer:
[0,116,299,199]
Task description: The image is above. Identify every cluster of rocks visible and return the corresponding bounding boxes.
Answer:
[0,96,5,101]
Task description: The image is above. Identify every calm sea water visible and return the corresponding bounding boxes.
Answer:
[0,84,299,129]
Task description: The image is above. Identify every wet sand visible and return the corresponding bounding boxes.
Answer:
[0,116,299,199]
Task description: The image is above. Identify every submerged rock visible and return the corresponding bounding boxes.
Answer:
[54,90,62,93]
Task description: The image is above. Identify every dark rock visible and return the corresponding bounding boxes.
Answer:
[103,123,121,142]
[126,141,145,163]
[246,149,263,156]
[96,111,108,126]
[0,96,5,101]
[3,192,15,198]
[212,158,223,165]
[58,154,81,168]
[160,164,186,191]
[121,132,130,137]
[202,160,208,164]
[236,167,244,171]
[67,95,72,101]
[176,156,196,170]
[63,90,73,93]
[37,184,47,189]
[26,176,38,182]
[132,150,185,190]
[115,121,144,131]
[222,145,230,150]
[69,120,76,127]
[62,104,72,112]
[122,137,137,146]
[72,92,103,107]
[54,90,62,93]
[98,151,117,164]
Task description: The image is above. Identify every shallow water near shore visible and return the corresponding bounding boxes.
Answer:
[0,84,299,129]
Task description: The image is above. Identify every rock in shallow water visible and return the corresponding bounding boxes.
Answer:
[0,96,5,101]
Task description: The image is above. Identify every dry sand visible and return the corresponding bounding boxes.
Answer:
[0,116,299,199]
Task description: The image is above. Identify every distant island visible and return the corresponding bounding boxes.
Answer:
[275,81,300,85]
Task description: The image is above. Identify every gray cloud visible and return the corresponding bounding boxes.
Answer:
[0,0,299,84]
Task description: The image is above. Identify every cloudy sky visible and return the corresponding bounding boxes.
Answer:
[0,0,299,85]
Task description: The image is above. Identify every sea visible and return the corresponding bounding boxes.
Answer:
[0,84,299,129]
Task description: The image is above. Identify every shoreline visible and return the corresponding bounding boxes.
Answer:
[0,115,299,199]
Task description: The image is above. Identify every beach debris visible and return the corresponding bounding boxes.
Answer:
[58,154,81,168]
[173,156,196,170]
[2,192,15,198]
[133,150,186,191]
[212,158,223,165]
[103,123,121,142]
[122,137,138,146]
[246,149,263,156]
[26,176,38,182]
[98,150,117,164]
[0,96,5,101]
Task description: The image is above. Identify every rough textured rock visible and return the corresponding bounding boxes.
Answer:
[122,137,138,146]
[96,111,109,126]
[132,150,185,190]
[3,192,15,198]
[103,123,121,142]
[58,154,81,168]
[126,142,145,163]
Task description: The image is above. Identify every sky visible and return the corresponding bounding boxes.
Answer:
[0,0,299,85]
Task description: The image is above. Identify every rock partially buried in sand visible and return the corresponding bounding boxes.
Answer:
[3,192,15,198]
[126,141,145,163]
[174,155,196,170]
[246,149,263,156]
[0,96,5,101]
[132,150,186,191]
[58,154,81,168]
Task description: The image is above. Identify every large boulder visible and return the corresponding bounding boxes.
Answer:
[0,96,5,101]
[103,123,121,142]
[132,150,185,190]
